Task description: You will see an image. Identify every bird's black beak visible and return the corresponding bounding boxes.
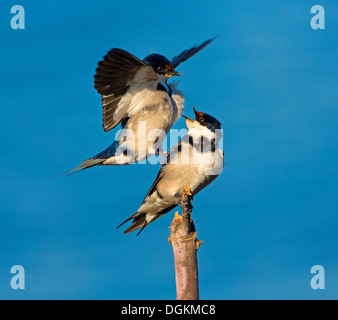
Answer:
[182,115,195,128]
[171,70,182,77]
[192,105,205,120]
[165,64,182,77]
[182,114,193,121]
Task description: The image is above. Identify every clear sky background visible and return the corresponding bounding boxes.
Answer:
[0,0,337,300]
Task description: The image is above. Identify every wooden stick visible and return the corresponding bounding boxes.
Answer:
[168,187,203,300]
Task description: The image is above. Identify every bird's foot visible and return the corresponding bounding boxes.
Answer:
[181,187,193,207]
[182,187,192,196]
[173,211,182,223]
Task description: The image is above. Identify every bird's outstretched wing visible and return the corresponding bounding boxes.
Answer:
[170,38,216,68]
[94,48,157,132]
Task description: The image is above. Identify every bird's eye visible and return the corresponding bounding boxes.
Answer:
[157,66,165,73]
[199,117,205,123]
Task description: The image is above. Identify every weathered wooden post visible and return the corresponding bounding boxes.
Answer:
[168,187,203,300]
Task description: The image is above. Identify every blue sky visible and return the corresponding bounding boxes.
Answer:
[0,0,337,299]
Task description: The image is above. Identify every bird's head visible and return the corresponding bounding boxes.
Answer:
[183,106,222,132]
[143,54,181,81]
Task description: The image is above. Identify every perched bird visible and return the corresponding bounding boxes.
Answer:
[118,107,224,235]
[67,38,215,175]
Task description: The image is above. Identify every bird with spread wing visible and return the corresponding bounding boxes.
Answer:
[64,38,216,176]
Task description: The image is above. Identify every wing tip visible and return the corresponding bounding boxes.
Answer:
[171,36,218,68]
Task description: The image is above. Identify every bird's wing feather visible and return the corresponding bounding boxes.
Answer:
[94,48,157,132]
[170,38,216,68]
[141,139,182,201]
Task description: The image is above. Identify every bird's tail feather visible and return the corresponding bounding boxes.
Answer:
[117,205,177,236]
[124,215,149,236]
[117,212,156,236]
[123,214,161,236]
[47,158,105,179]
[117,213,147,236]
[47,142,121,179]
